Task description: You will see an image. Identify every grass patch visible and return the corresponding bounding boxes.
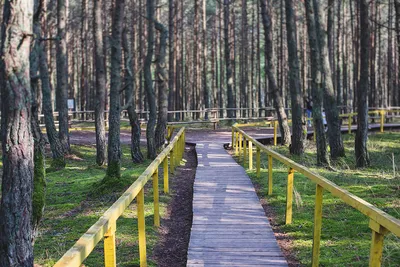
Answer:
[29,144,170,267]
[235,132,400,266]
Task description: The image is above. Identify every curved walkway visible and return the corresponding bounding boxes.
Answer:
[187,143,287,267]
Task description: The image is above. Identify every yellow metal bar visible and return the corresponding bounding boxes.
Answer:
[313,125,316,142]
[153,169,160,227]
[268,155,273,195]
[249,141,253,170]
[311,184,324,267]
[137,188,147,267]
[369,219,389,267]
[348,115,352,134]
[163,158,169,194]
[170,149,175,174]
[380,111,385,133]
[274,121,278,146]
[243,137,247,166]
[286,168,294,224]
[256,147,261,178]
[239,133,243,158]
[235,131,239,156]
[104,222,116,267]
[231,128,234,150]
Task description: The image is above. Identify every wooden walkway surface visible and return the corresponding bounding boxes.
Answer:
[187,143,287,267]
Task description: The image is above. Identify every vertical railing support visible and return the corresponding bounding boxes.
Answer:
[268,155,273,195]
[153,169,160,227]
[368,219,389,267]
[311,184,324,267]
[285,168,294,224]
[235,131,239,156]
[380,111,385,133]
[274,121,278,146]
[231,128,234,150]
[137,188,147,267]
[239,133,243,158]
[256,147,261,178]
[170,148,175,174]
[348,115,352,134]
[243,137,247,166]
[163,158,169,194]
[104,221,116,267]
[248,141,253,170]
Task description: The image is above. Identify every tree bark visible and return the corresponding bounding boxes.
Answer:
[203,0,210,118]
[56,0,70,152]
[145,0,157,159]
[305,0,329,166]
[0,0,35,264]
[155,21,168,150]
[314,0,345,159]
[168,0,175,121]
[106,0,125,178]
[285,0,305,155]
[93,0,107,166]
[355,0,370,167]
[224,0,234,118]
[259,0,291,145]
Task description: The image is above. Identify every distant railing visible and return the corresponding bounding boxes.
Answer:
[54,127,186,267]
[231,124,400,267]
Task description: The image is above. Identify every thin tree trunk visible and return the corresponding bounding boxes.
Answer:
[224,0,234,118]
[355,0,370,167]
[203,0,209,118]
[0,0,34,264]
[145,0,157,159]
[106,0,125,178]
[93,0,107,166]
[285,0,305,155]
[56,0,70,152]
[168,0,175,121]
[314,0,345,159]
[259,0,291,145]
[155,21,169,150]
[305,0,329,166]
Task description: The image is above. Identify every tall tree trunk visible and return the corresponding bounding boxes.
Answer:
[80,0,88,119]
[145,0,157,159]
[155,21,169,150]
[203,0,209,118]
[355,0,370,167]
[259,0,291,145]
[93,0,107,166]
[56,0,70,152]
[168,0,175,121]
[106,0,125,178]
[122,26,144,163]
[305,0,329,166]
[30,0,47,243]
[224,0,234,118]
[0,0,34,264]
[285,0,305,155]
[314,0,345,159]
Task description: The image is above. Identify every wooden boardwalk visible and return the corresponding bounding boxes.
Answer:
[187,143,288,267]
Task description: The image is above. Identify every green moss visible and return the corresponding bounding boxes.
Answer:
[32,148,46,227]
[48,156,65,171]
[106,160,121,179]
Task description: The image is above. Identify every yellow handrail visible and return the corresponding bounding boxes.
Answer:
[231,125,400,267]
[54,127,186,267]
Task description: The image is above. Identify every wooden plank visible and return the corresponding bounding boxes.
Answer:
[187,143,287,267]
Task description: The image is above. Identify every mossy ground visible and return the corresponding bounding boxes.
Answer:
[29,144,169,266]
[235,131,400,266]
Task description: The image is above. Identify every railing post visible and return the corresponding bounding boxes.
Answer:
[235,131,239,156]
[104,221,116,267]
[243,137,247,166]
[248,141,253,170]
[239,133,243,158]
[348,115,352,134]
[311,185,324,267]
[274,121,278,146]
[231,128,234,150]
[268,155,273,195]
[368,219,389,267]
[170,148,175,174]
[153,169,160,227]
[137,188,147,267]
[285,168,294,224]
[256,147,260,178]
[163,158,169,194]
[380,111,385,133]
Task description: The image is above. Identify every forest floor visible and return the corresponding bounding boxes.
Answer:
[232,131,400,266]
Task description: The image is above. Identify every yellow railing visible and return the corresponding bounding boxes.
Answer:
[54,127,186,267]
[231,125,400,267]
